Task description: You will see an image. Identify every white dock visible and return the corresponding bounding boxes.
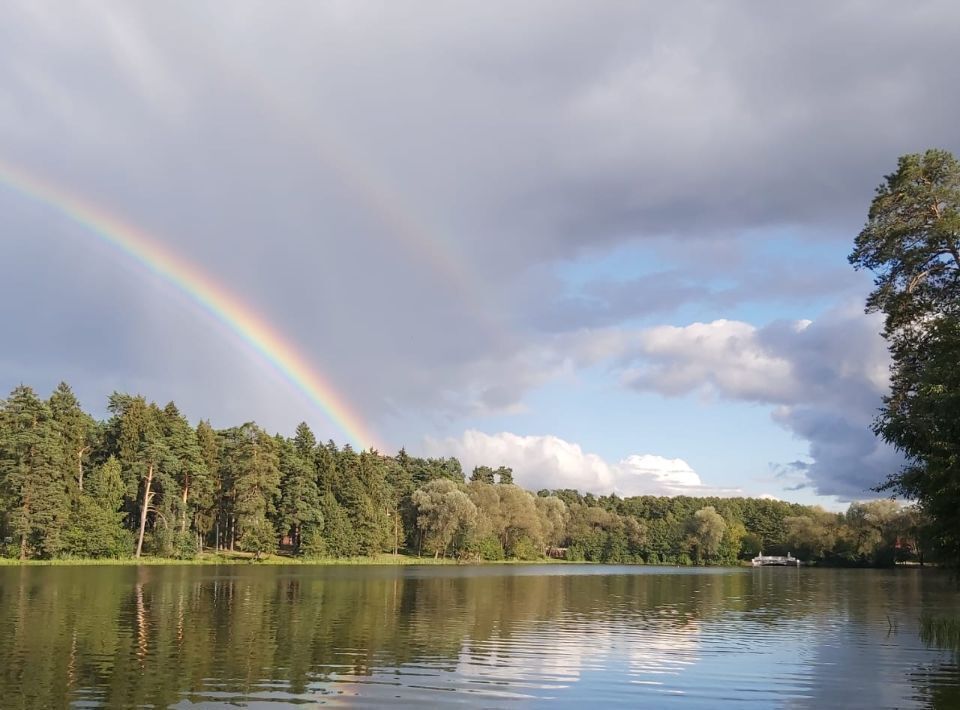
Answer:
[751,553,801,566]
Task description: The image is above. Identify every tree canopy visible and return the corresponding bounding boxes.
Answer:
[850,148,960,564]
[0,382,936,566]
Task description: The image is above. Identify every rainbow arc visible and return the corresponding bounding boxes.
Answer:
[0,160,382,452]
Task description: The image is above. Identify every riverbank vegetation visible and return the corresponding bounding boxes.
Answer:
[0,383,935,566]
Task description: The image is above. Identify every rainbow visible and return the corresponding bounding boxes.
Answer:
[205,49,510,346]
[0,160,383,452]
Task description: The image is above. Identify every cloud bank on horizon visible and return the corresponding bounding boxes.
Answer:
[425,430,727,499]
[1,1,957,504]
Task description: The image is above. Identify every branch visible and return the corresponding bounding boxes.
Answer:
[907,269,932,293]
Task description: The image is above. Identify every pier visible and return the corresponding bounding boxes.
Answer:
[751,553,801,567]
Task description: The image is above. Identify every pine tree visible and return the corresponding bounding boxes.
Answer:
[194,420,220,550]
[228,423,281,558]
[0,386,71,558]
[277,424,323,554]
[62,457,132,558]
[495,466,514,485]
[106,394,175,558]
[160,403,211,555]
[48,382,96,500]
[470,466,496,484]
[318,491,358,556]
[293,422,317,457]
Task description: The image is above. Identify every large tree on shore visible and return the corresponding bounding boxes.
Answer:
[0,387,71,558]
[850,148,960,563]
[688,506,726,564]
[276,424,323,553]
[48,382,96,500]
[227,423,281,558]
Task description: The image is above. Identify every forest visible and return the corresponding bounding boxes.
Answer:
[0,382,931,566]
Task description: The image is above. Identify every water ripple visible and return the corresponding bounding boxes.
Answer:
[0,565,956,707]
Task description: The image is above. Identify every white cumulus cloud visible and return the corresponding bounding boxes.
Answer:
[423,430,739,497]
[618,305,901,499]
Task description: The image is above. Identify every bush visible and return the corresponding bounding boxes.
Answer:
[238,517,278,559]
[172,530,198,559]
[300,526,328,557]
[470,536,505,561]
[511,537,541,561]
[0,536,18,559]
[61,502,133,559]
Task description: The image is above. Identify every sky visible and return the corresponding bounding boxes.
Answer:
[2,1,958,509]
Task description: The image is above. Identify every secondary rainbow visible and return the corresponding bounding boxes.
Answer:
[0,159,382,452]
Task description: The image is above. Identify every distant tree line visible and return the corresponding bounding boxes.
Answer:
[0,383,935,565]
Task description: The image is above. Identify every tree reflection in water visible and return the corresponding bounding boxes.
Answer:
[0,565,957,707]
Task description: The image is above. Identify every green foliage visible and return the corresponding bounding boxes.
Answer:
[535,495,569,549]
[717,519,745,564]
[495,466,514,485]
[62,498,133,559]
[194,421,220,544]
[688,506,726,563]
[276,430,323,553]
[0,386,71,558]
[319,492,359,557]
[850,149,960,565]
[48,382,96,502]
[511,537,540,560]
[496,485,542,556]
[740,532,763,559]
[62,458,132,559]
[472,535,505,561]
[226,423,281,554]
[470,466,495,484]
[412,479,477,557]
[238,514,277,558]
[299,524,328,557]
[0,381,940,565]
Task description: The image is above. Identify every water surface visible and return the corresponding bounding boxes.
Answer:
[0,564,958,708]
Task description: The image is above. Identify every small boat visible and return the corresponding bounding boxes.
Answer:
[751,552,801,567]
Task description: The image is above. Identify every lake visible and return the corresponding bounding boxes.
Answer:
[0,564,958,708]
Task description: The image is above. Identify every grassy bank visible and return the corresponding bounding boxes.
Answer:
[0,552,583,567]
[0,552,452,566]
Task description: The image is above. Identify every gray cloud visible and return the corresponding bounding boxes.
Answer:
[530,260,868,332]
[531,270,712,331]
[0,2,953,491]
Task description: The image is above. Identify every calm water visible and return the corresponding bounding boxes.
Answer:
[0,565,958,708]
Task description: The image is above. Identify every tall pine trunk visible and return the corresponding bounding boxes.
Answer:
[20,495,30,560]
[180,483,189,534]
[76,448,85,493]
[135,465,153,559]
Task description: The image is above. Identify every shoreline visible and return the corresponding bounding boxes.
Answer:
[0,553,586,567]
[0,555,931,569]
